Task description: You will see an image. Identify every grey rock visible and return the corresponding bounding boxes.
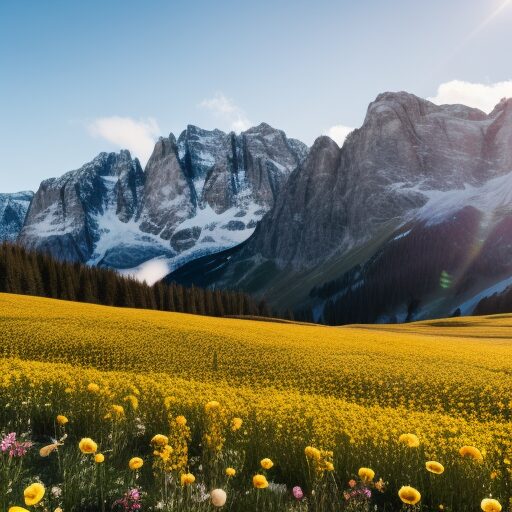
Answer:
[246,92,512,267]
[0,191,33,242]
[17,123,307,272]
[19,151,144,262]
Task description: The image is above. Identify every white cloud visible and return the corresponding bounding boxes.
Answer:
[198,93,250,132]
[88,116,160,165]
[120,258,171,286]
[428,80,512,113]
[325,125,354,147]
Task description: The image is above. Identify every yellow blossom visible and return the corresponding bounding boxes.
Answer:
[231,417,243,431]
[481,499,502,512]
[426,461,444,474]
[253,474,269,489]
[151,434,169,446]
[398,486,421,505]
[358,467,375,481]
[460,446,483,461]
[399,433,420,448]
[56,414,68,425]
[129,457,143,470]
[181,473,196,485]
[260,458,274,470]
[24,483,45,506]
[79,438,98,454]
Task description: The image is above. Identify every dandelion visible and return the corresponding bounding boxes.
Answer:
[231,417,242,431]
[358,467,375,482]
[95,453,105,463]
[398,486,421,505]
[304,446,321,460]
[124,394,139,410]
[253,474,269,489]
[180,473,195,485]
[226,467,236,477]
[481,498,502,512]
[426,461,444,474]
[111,404,125,417]
[399,433,420,448]
[129,457,143,470]
[205,400,220,411]
[79,438,98,454]
[260,458,274,470]
[24,482,45,506]
[87,383,100,393]
[8,508,30,512]
[151,434,169,446]
[460,445,483,461]
[56,415,68,425]
[210,488,227,507]
[175,415,187,426]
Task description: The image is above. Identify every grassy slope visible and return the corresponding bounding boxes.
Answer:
[1,292,512,417]
[2,293,512,510]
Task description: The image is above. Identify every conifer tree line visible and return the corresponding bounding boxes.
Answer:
[0,242,273,318]
[473,285,512,316]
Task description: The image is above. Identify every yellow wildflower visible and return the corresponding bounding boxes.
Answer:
[481,499,502,512]
[56,414,68,426]
[181,472,196,485]
[129,457,143,470]
[398,486,421,505]
[426,461,444,474]
[260,458,274,470]
[253,474,269,489]
[460,445,483,461]
[24,483,45,506]
[399,433,420,448]
[78,438,98,454]
[231,417,243,431]
[87,382,100,393]
[358,467,375,481]
[151,434,169,446]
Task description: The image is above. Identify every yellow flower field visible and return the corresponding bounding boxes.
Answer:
[1,292,511,511]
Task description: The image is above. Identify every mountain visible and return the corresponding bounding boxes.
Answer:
[0,191,34,242]
[167,92,512,322]
[17,123,307,278]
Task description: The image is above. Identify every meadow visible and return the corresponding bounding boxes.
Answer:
[0,292,511,511]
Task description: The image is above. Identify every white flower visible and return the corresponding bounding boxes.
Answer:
[211,489,227,507]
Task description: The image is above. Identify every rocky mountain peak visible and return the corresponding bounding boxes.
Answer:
[0,191,34,242]
[489,97,512,117]
[16,123,308,276]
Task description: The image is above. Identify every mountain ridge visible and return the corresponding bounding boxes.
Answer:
[4,91,512,322]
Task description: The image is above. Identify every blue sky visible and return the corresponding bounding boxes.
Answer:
[1,0,512,192]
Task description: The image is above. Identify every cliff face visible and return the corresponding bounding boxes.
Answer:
[18,124,307,272]
[167,92,512,322]
[0,191,34,242]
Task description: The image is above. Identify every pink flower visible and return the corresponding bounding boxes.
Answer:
[292,486,304,500]
[0,433,32,457]
[1,432,16,452]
